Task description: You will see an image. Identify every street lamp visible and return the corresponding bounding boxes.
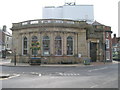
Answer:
[14,48,16,66]
[104,43,106,64]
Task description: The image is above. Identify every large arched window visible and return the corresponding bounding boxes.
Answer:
[67,36,73,55]
[42,36,50,56]
[23,37,27,55]
[32,36,38,42]
[32,36,38,56]
[55,36,62,55]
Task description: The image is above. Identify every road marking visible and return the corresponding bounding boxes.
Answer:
[88,67,108,72]
[59,73,63,75]
[103,79,117,85]
[0,74,20,80]
[74,74,76,76]
[8,74,20,79]
[39,74,41,76]
[90,85,98,88]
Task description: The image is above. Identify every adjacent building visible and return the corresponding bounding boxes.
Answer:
[112,34,120,60]
[87,21,112,62]
[0,25,12,58]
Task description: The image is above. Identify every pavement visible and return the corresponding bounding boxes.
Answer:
[0,58,119,67]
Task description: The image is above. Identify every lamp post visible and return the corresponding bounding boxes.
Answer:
[14,49,16,66]
[104,43,106,64]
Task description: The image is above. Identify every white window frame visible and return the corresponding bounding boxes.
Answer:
[55,36,62,56]
[106,39,109,49]
[67,36,74,56]
[42,36,50,56]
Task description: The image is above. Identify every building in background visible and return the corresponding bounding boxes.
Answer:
[0,25,12,58]
[42,2,94,23]
[112,34,120,60]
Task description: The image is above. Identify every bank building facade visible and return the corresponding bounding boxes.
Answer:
[11,19,92,64]
[11,18,112,64]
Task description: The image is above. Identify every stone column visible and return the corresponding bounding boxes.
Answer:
[16,33,19,55]
[87,41,90,58]
[77,30,88,57]
[19,34,22,55]
[28,33,31,55]
[63,32,67,56]
[74,33,78,55]
[37,32,41,56]
[50,32,54,55]
[96,42,99,61]
[39,32,42,56]
[29,33,33,56]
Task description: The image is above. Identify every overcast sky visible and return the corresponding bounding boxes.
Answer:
[0,0,119,36]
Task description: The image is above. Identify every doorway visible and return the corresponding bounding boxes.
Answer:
[90,42,97,62]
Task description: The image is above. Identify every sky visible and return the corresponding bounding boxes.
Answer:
[0,0,119,37]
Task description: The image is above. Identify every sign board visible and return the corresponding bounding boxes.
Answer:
[78,54,81,58]
[44,51,49,55]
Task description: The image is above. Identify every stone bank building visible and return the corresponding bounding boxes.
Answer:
[11,19,112,64]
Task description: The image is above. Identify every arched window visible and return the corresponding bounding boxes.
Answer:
[67,36,73,55]
[32,36,38,42]
[42,36,50,56]
[23,37,27,55]
[32,36,38,56]
[55,36,62,55]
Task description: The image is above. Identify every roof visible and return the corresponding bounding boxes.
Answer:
[92,21,104,26]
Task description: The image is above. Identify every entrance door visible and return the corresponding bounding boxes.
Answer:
[90,42,97,62]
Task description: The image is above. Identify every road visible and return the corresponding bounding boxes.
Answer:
[1,62,119,88]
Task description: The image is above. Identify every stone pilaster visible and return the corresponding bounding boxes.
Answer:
[96,42,99,61]
[74,33,78,55]
[50,32,54,55]
[63,32,67,55]
[19,34,22,55]
[77,30,88,57]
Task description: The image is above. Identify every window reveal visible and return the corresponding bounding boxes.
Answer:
[23,37,27,55]
[55,36,62,55]
[32,36,38,56]
[42,36,50,56]
[67,36,73,55]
